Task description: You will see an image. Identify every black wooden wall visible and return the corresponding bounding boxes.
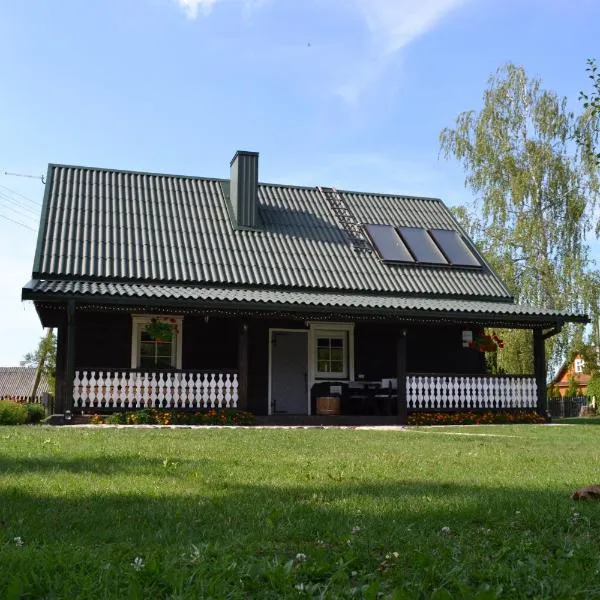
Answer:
[64,308,487,415]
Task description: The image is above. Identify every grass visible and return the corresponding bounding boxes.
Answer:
[1,425,600,599]
[554,416,600,425]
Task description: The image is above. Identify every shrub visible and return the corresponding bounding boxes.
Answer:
[586,372,600,402]
[99,409,255,426]
[25,403,46,424]
[566,376,580,397]
[106,412,126,425]
[0,400,28,425]
[408,410,546,426]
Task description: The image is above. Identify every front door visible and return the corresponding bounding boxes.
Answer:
[270,330,308,414]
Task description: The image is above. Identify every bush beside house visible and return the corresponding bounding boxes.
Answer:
[0,400,46,425]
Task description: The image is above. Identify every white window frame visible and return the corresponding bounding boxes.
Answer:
[308,322,355,384]
[574,358,585,374]
[131,314,184,370]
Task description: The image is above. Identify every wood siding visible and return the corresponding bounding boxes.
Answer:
[75,312,131,369]
[354,323,485,381]
[61,308,489,415]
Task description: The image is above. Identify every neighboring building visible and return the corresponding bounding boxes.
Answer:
[551,354,592,397]
[22,151,588,422]
[0,367,51,402]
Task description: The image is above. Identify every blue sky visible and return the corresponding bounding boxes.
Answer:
[0,0,598,365]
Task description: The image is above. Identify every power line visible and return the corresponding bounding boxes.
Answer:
[0,199,38,223]
[0,213,36,231]
[0,191,39,217]
[0,183,41,206]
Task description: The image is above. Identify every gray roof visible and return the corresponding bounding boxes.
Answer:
[24,162,587,325]
[24,279,588,325]
[32,164,511,299]
[0,367,51,401]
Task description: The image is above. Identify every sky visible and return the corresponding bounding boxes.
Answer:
[0,0,598,365]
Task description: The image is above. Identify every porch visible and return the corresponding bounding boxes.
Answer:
[70,369,537,415]
[72,369,239,410]
[36,302,552,422]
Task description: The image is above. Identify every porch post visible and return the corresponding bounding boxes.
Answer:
[397,328,408,425]
[64,300,76,421]
[54,320,66,414]
[533,328,547,416]
[237,322,249,410]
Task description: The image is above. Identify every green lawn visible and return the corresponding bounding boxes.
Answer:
[554,417,600,425]
[1,425,600,599]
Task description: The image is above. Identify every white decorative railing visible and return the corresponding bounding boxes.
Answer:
[406,375,537,410]
[73,370,239,410]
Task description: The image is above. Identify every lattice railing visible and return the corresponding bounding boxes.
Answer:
[73,370,239,410]
[406,375,537,410]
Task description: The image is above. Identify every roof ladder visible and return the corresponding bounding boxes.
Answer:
[317,186,372,253]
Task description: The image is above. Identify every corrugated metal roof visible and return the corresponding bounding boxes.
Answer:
[33,164,512,299]
[0,367,51,401]
[25,279,587,322]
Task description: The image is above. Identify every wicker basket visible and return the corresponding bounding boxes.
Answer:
[316,396,340,416]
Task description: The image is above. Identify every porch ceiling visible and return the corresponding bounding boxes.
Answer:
[23,279,589,326]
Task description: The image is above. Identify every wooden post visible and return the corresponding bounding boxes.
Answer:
[237,322,249,410]
[397,328,408,425]
[30,328,53,403]
[54,318,66,414]
[64,300,76,421]
[533,328,547,416]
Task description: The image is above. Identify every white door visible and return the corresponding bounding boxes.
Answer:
[270,331,308,414]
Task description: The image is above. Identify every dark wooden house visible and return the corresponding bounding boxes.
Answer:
[22,151,587,422]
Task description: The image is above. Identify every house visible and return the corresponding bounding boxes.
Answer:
[550,353,593,397]
[0,367,52,403]
[22,151,588,423]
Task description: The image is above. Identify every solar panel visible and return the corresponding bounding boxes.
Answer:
[398,227,448,264]
[429,229,481,267]
[365,224,414,263]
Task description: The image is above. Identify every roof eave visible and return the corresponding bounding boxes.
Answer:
[23,288,589,328]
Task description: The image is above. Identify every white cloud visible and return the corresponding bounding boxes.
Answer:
[175,0,218,19]
[336,0,467,105]
[174,0,267,19]
[356,0,467,55]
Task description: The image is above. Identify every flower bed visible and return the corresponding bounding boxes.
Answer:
[90,408,255,426]
[408,410,545,426]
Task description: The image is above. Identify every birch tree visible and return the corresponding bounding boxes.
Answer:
[441,64,600,372]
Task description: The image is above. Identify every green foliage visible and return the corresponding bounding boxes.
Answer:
[142,318,175,342]
[567,344,599,375]
[102,409,256,426]
[408,411,544,425]
[586,372,600,400]
[22,329,57,395]
[566,377,580,397]
[577,58,600,169]
[442,64,600,372]
[0,400,28,425]
[106,412,126,425]
[24,403,46,424]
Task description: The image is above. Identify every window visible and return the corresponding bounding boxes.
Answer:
[574,358,585,374]
[316,335,347,377]
[310,324,354,379]
[131,315,183,370]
